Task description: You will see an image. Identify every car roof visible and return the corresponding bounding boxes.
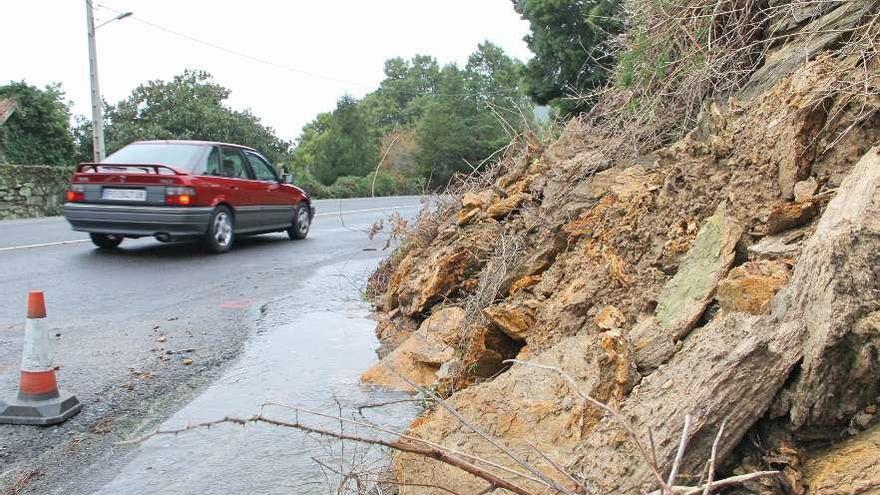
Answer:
[132,140,257,152]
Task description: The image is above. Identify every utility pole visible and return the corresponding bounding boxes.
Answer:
[86,0,105,163]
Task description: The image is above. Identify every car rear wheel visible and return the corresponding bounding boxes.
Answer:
[203,206,235,254]
[287,203,310,240]
[90,233,123,250]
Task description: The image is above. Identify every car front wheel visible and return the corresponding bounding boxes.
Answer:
[90,233,123,250]
[204,206,235,253]
[287,203,310,240]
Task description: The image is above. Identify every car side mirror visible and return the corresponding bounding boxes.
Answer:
[281,173,294,184]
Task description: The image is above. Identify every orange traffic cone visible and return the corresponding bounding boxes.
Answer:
[0,291,81,425]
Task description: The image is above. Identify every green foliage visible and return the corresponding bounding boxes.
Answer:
[292,42,532,191]
[75,70,290,164]
[514,0,623,115]
[306,95,379,185]
[0,82,75,166]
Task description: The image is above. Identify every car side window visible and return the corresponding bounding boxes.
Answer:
[219,148,252,179]
[203,147,222,176]
[245,152,277,182]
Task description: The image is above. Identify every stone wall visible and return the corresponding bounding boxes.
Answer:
[0,165,73,220]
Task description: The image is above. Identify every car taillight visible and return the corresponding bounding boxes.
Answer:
[66,184,85,202]
[165,186,196,206]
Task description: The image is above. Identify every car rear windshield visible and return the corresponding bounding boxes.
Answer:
[102,143,210,173]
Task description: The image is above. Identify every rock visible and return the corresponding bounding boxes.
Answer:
[593,305,626,330]
[482,302,537,341]
[631,204,742,370]
[457,189,495,225]
[743,0,880,97]
[568,165,658,208]
[780,148,880,430]
[803,425,880,495]
[574,314,804,495]
[748,227,807,260]
[499,232,567,295]
[655,203,742,331]
[716,260,790,314]
[389,224,499,316]
[486,192,525,219]
[508,275,541,296]
[361,308,465,391]
[395,330,639,494]
[793,177,819,203]
[436,323,520,395]
[373,312,419,359]
[461,190,493,210]
[456,206,480,226]
[765,200,819,235]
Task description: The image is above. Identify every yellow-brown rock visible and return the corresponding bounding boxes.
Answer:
[361,307,465,391]
[803,425,880,495]
[486,192,525,218]
[765,200,819,235]
[509,274,541,295]
[482,301,536,341]
[716,260,790,314]
[394,331,639,494]
[594,305,626,330]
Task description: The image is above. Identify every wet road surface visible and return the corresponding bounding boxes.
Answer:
[0,196,422,494]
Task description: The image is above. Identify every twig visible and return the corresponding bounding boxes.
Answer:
[667,414,692,487]
[702,421,726,495]
[122,414,540,495]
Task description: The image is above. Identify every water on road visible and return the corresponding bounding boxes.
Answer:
[92,259,418,495]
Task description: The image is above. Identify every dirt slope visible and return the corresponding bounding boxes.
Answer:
[364,2,880,493]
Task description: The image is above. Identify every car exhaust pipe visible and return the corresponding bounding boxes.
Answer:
[155,233,173,243]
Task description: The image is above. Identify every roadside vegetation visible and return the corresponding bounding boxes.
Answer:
[1,0,619,199]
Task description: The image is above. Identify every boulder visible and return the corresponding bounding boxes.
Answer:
[395,330,639,494]
[361,307,465,391]
[716,260,790,314]
[486,192,526,219]
[793,177,819,203]
[780,147,880,430]
[373,311,419,359]
[630,204,742,370]
[482,301,537,341]
[765,200,819,235]
[389,224,499,316]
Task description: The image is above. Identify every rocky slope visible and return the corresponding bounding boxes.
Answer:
[363,2,880,493]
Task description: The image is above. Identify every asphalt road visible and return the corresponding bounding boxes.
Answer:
[0,196,423,494]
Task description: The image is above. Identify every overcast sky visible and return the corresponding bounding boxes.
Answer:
[2,0,533,142]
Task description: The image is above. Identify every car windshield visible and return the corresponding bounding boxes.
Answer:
[102,143,209,172]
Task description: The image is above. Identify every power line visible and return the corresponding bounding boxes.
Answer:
[94,3,532,102]
[96,4,374,89]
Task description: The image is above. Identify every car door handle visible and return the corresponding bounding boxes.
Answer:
[231,186,239,190]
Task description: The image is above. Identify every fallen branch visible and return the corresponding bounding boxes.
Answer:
[121,414,541,495]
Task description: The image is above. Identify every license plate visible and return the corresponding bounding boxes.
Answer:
[102,188,146,201]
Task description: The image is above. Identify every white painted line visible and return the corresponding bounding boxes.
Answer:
[0,239,90,252]
[0,205,423,253]
[314,204,422,217]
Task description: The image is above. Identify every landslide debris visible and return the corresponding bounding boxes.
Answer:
[363,1,880,493]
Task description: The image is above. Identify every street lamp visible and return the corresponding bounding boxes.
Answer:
[86,2,133,162]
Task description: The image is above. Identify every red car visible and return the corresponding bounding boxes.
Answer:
[63,140,314,253]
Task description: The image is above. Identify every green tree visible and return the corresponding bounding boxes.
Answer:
[0,82,75,166]
[297,95,378,185]
[513,0,622,115]
[76,70,290,164]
